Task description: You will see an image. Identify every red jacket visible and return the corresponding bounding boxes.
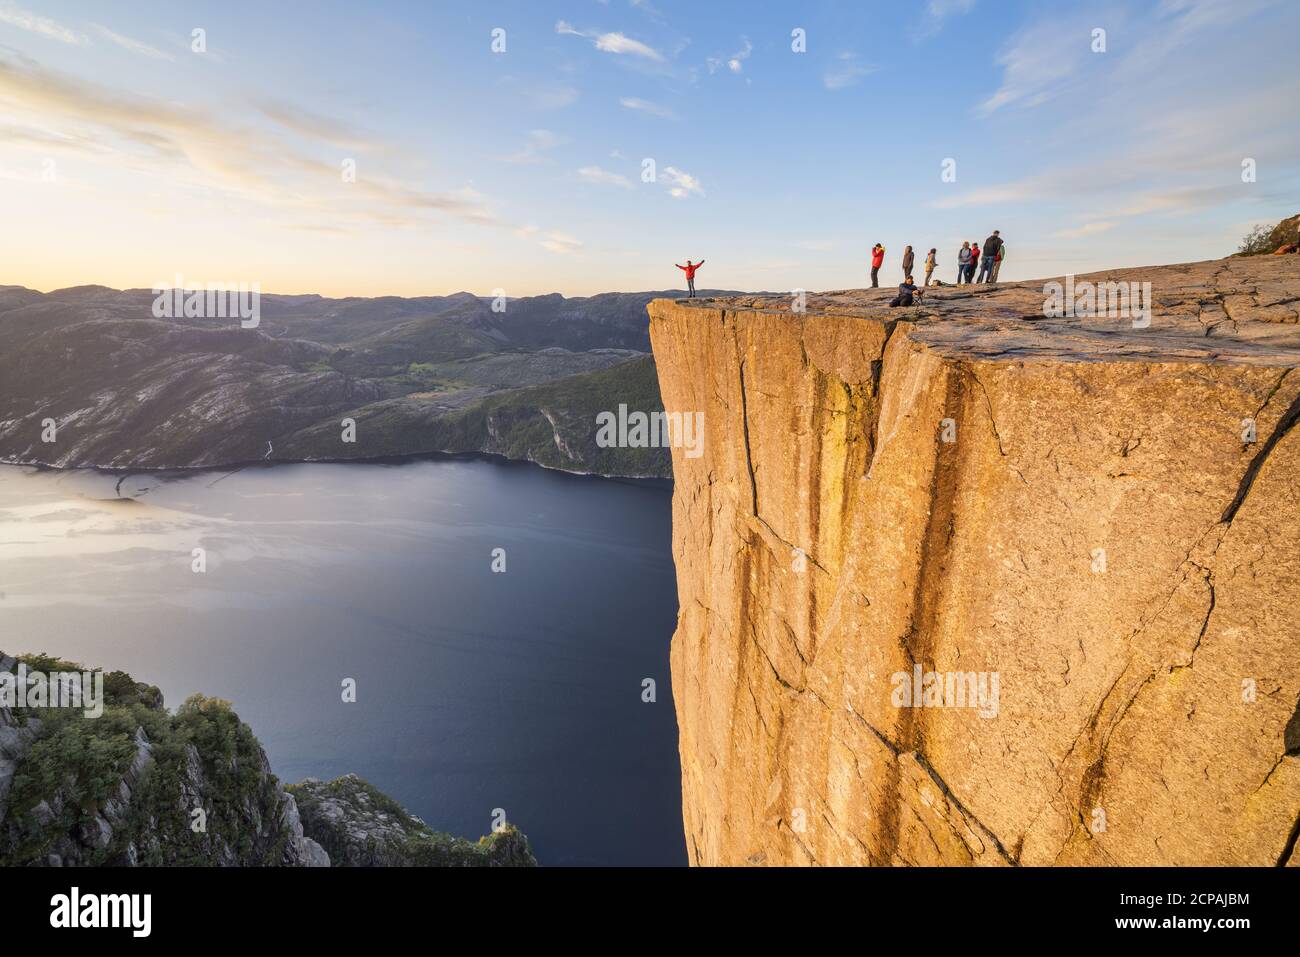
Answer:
[871,246,885,268]
[678,262,701,279]
[970,245,980,263]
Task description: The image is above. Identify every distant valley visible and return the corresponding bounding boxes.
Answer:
[0,285,732,479]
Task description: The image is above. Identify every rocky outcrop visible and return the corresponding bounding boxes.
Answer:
[289,775,536,867]
[1264,214,1300,254]
[648,255,1300,866]
[0,653,524,867]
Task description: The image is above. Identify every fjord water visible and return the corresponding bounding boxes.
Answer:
[0,459,685,866]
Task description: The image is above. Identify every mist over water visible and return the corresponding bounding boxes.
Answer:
[0,459,685,866]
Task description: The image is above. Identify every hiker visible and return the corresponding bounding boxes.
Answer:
[901,245,915,281]
[889,276,922,308]
[978,230,1002,283]
[991,241,1005,282]
[923,248,937,286]
[676,259,704,298]
[957,242,972,283]
[870,243,885,288]
[968,240,980,283]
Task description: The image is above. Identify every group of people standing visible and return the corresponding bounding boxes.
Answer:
[870,231,1007,295]
[955,231,1006,284]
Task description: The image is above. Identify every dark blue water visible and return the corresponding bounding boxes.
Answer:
[0,459,685,866]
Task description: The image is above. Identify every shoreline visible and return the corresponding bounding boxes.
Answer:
[0,448,673,489]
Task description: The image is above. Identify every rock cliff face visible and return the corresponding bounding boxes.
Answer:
[648,255,1300,866]
[289,775,536,867]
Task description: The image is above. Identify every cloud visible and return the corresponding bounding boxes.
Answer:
[619,96,676,119]
[823,53,878,91]
[708,36,752,74]
[1053,221,1117,239]
[975,17,1092,115]
[662,165,703,199]
[253,98,373,151]
[0,51,499,230]
[555,20,664,62]
[918,0,977,39]
[540,231,583,254]
[496,129,566,164]
[0,2,86,45]
[94,24,174,60]
[577,165,635,189]
[528,85,579,110]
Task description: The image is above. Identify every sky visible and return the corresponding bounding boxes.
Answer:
[1,0,1298,297]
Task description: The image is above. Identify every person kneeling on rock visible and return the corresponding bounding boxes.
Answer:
[889,276,923,307]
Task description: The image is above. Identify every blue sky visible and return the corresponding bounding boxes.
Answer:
[2,0,1297,295]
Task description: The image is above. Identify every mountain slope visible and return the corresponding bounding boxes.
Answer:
[0,285,688,477]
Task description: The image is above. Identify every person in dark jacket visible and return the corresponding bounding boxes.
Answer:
[889,277,922,307]
[901,245,914,281]
[978,230,1002,283]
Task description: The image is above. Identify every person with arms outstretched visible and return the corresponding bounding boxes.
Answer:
[676,259,704,298]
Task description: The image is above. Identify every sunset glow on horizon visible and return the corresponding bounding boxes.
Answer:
[3,0,1298,298]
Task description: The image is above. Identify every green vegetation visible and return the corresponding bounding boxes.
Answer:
[287,775,536,867]
[1239,223,1276,255]
[1238,214,1300,255]
[1,655,292,867]
[429,355,671,477]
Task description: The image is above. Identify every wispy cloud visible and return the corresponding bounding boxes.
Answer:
[976,16,1091,115]
[823,53,877,91]
[918,0,977,39]
[540,231,583,254]
[708,36,752,74]
[496,129,566,165]
[619,96,676,119]
[577,165,635,189]
[253,98,373,151]
[0,51,498,230]
[93,24,174,60]
[1053,221,1116,239]
[555,20,664,62]
[0,1,86,45]
[662,165,703,199]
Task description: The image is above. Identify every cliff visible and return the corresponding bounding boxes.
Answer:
[648,255,1300,866]
[0,653,534,867]
[289,775,536,867]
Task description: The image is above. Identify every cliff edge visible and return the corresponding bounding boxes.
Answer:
[648,255,1300,866]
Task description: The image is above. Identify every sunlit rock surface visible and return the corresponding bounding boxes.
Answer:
[649,255,1300,866]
